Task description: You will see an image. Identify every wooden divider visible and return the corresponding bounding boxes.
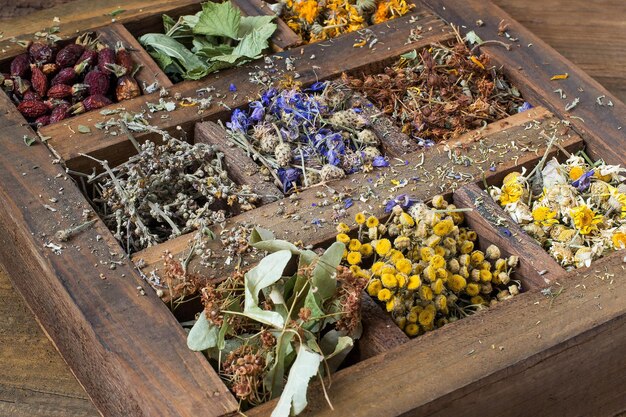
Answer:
[454,183,568,290]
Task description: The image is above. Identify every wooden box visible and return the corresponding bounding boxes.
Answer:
[0,1,624,416]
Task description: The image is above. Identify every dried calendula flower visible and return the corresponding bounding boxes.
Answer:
[336,194,519,337]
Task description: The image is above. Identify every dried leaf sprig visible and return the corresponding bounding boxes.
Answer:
[336,195,520,337]
[88,135,260,253]
[342,37,527,146]
[186,228,367,415]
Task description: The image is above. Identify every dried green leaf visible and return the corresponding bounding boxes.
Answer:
[271,346,322,417]
[465,30,484,45]
[312,242,344,300]
[23,135,36,146]
[107,8,126,17]
[77,125,91,134]
[187,312,219,351]
[193,1,241,39]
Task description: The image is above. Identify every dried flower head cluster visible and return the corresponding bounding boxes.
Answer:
[342,39,526,146]
[277,0,414,44]
[490,153,626,270]
[91,137,259,253]
[225,81,388,193]
[187,230,366,414]
[336,195,520,337]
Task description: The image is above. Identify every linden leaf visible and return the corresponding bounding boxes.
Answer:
[187,312,219,351]
[77,125,91,134]
[465,30,484,45]
[238,15,275,38]
[271,346,322,417]
[243,249,292,328]
[311,242,344,300]
[193,1,241,39]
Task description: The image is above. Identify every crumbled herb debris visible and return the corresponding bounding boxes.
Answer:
[342,36,526,146]
[139,0,277,82]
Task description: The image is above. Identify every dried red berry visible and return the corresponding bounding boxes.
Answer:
[71,94,112,114]
[115,43,134,74]
[84,70,110,96]
[97,47,116,73]
[56,44,85,68]
[23,90,41,101]
[30,65,48,97]
[29,42,55,64]
[116,75,140,101]
[42,63,59,75]
[47,83,87,99]
[35,115,51,127]
[51,67,77,86]
[17,100,48,118]
[50,103,71,123]
[77,49,98,67]
[10,54,30,77]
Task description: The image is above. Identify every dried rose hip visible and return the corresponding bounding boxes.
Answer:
[116,75,140,101]
[23,90,41,101]
[71,94,112,114]
[30,65,48,97]
[77,48,98,67]
[51,67,76,86]
[17,100,48,118]
[50,103,71,123]
[35,115,51,127]
[84,70,110,96]
[44,98,70,110]
[115,43,133,75]
[29,42,55,64]
[97,47,116,73]
[10,54,30,77]
[47,83,87,99]
[56,44,85,68]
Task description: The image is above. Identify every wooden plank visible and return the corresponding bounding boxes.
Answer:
[0,0,203,61]
[494,0,626,104]
[453,183,567,290]
[231,0,302,51]
[247,248,626,417]
[134,107,581,286]
[41,8,455,173]
[0,93,237,416]
[418,0,626,167]
[0,268,99,417]
[194,121,283,204]
[357,293,410,361]
[98,23,173,93]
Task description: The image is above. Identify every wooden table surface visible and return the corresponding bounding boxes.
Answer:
[0,1,624,416]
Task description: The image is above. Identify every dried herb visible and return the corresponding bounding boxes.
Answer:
[224,81,388,193]
[186,228,366,415]
[87,133,260,253]
[277,0,414,44]
[139,1,277,82]
[342,35,526,146]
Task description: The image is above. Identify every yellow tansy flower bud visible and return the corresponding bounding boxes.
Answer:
[360,243,373,257]
[377,288,392,302]
[336,222,350,233]
[349,239,362,251]
[366,216,379,228]
[371,261,385,276]
[395,258,412,274]
[405,323,419,337]
[433,219,454,236]
[431,278,444,294]
[347,251,362,265]
[466,282,480,297]
[429,254,445,269]
[374,238,392,256]
[407,275,422,290]
[381,273,398,289]
[448,274,467,293]
[396,273,407,288]
[336,233,350,244]
[355,212,366,224]
[400,212,415,227]
[367,279,383,297]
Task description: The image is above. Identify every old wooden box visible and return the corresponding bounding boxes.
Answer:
[0,1,624,416]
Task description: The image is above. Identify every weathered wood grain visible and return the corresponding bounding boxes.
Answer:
[194,121,283,204]
[247,247,626,417]
[41,8,454,173]
[494,0,626,105]
[0,92,237,416]
[0,268,99,417]
[357,293,410,361]
[454,183,567,290]
[418,0,626,167]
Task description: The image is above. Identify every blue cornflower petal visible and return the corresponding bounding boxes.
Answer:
[372,156,390,167]
[308,81,327,92]
[571,169,595,191]
[277,168,301,193]
[518,102,533,113]
[229,83,237,92]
